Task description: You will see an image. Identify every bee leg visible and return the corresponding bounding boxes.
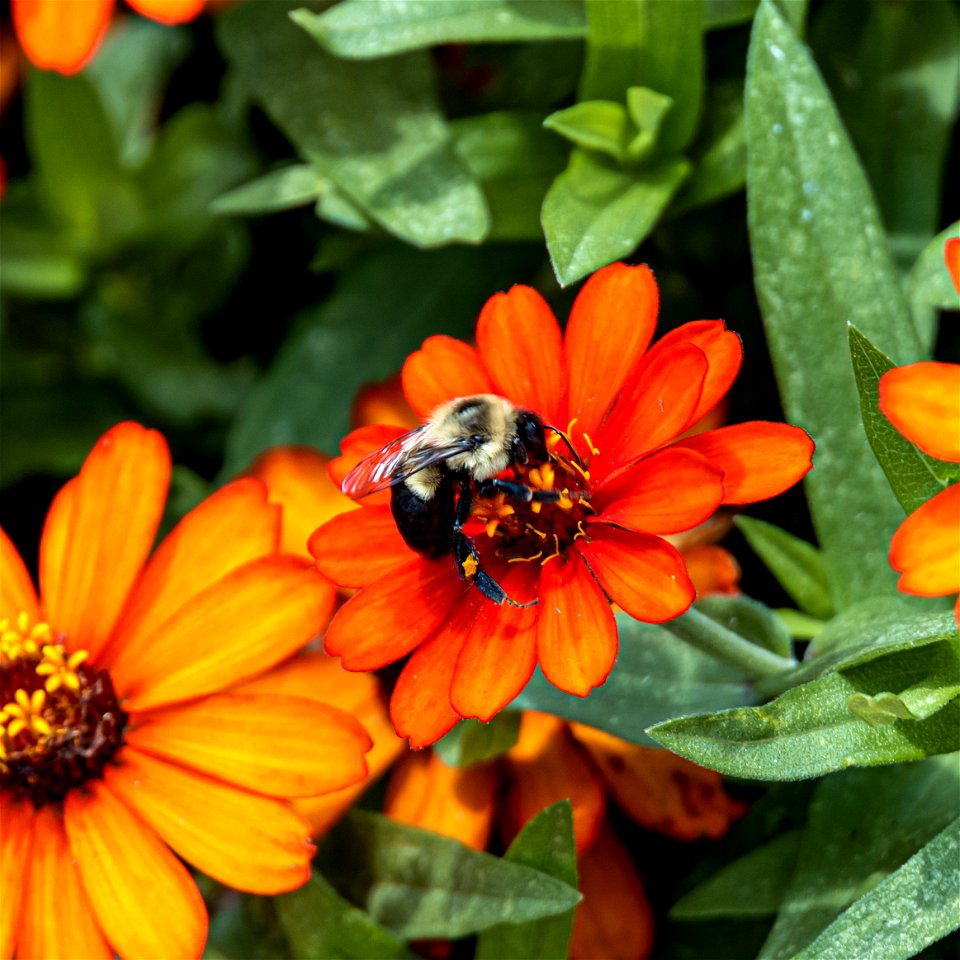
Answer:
[453,484,536,608]
[475,478,568,505]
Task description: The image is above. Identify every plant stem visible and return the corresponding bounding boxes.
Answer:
[667,607,798,678]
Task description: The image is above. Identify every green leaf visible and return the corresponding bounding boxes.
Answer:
[907,222,960,352]
[624,86,674,162]
[212,165,330,216]
[514,612,757,746]
[776,609,824,640]
[544,100,633,162]
[794,818,960,960]
[809,0,960,274]
[759,758,960,958]
[579,0,703,155]
[695,595,794,659]
[849,325,956,513]
[85,17,191,168]
[734,516,834,620]
[276,872,416,959]
[542,150,689,286]
[223,245,540,475]
[671,829,802,919]
[451,112,566,241]
[317,812,581,941]
[475,802,577,960]
[649,637,960,780]
[218,2,489,248]
[298,0,587,58]
[671,79,745,215]
[703,0,759,30]
[0,216,87,298]
[434,713,521,768]
[745,0,922,608]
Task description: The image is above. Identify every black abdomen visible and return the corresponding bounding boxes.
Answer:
[391,472,458,559]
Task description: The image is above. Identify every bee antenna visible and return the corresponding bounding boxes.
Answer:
[545,424,583,467]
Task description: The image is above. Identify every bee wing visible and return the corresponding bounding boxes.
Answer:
[340,427,474,498]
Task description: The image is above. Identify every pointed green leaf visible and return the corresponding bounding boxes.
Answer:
[212,165,330,215]
[543,100,632,162]
[759,758,960,958]
[776,609,824,640]
[671,829,802,919]
[475,802,577,960]
[704,1,759,30]
[435,713,521,768]
[514,612,757,745]
[579,0,703,154]
[907,223,960,353]
[849,325,957,513]
[745,0,921,607]
[542,150,689,286]
[317,812,581,940]
[695,595,794,659]
[218,2,489,248]
[809,0,960,274]
[297,0,587,59]
[650,636,960,780]
[794,818,960,960]
[277,873,416,959]
[734,516,834,620]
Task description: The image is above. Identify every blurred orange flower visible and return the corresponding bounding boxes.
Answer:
[312,262,813,746]
[876,242,960,622]
[0,423,373,959]
[11,0,205,76]
[386,712,746,960]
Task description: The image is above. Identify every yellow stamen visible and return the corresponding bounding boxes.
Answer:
[1,614,55,663]
[485,519,501,538]
[540,535,562,566]
[508,548,543,563]
[461,555,479,579]
[574,520,589,541]
[582,432,600,457]
[1,688,52,739]
[35,645,88,694]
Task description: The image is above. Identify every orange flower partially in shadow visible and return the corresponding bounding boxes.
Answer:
[1,423,373,959]
[385,712,745,960]
[12,0,205,76]
[876,241,960,622]
[312,263,813,747]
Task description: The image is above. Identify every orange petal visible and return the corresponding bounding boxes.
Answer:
[249,447,357,557]
[385,751,498,851]
[569,822,654,960]
[126,693,371,798]
[352,372,421,430]
[330,424,410,508]
[64,779,207,959]
[324,558,466,670]
[594,447,725,535]
[476,286,565,421]
[503,712,605,853]
[644,321,742,430]
[113,556,336,711]
[105,478,280,665]
[537,554,617,696]
[594,343,708,479]
[0,796,36,959]
[402,335,494,420]
[126,0,205,24]
[12,0,112,74]
[565,262,660,443]
[17,804,113,960]
[889,483,960,596]
[879,362,960,463]
[107,747,315,894]
[945,237,960,295]
[0,526,40,625]
[309,505,413,588]
[579,527,695,623]
[673,421,814,505]
[40,422,171,661]
[680,544,741,597]
[390,595,483,748]
[571,725,746,840]
[37,477,74,629]
[450,568,540,721]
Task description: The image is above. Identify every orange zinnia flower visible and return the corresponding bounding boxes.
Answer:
[386,712,746,960]
[0,423,373,959]
[11,0,205,76]
[878,243,960,621]
[311,262,814,747]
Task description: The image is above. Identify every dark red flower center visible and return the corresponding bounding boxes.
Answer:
[1,614,126,806]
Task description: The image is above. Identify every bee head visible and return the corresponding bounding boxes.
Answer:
[511,411,548,466]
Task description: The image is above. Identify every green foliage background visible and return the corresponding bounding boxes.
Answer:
[1,1,958,957]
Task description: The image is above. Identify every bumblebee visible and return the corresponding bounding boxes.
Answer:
[341,394,573,606]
